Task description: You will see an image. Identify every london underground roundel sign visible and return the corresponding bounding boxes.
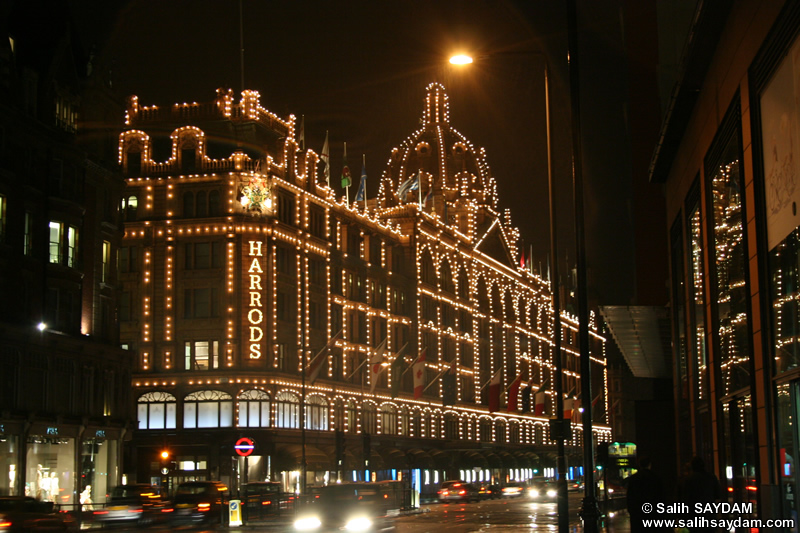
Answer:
[234,437,255,457]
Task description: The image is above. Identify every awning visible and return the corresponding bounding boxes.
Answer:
[275,444,332,471]
[600,306,672,379]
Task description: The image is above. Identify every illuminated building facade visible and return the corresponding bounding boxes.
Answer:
[652,0,800,525]
[0,3,133,506]
[120,83,609,496]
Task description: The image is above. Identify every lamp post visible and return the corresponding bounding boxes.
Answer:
[449,52,569,533]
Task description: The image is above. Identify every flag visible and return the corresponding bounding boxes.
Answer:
[368,339,387,394]
[412,347,428,400]
[442,358,457,406]
[488,369,502,412]
[355,157,367,203]
[321,131,330,187]
[563,397,574,420]
[424,186,434,207]
[390,343,408,398]
[534,391,546,415]
[521,383,534,412]
[307,330,342,385]
[520,250,526,269]
[341,143,351,189]
[397,171,418,202]
[506,375,523,412]
[297,115,305,152]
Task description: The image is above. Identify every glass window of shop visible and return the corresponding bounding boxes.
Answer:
[705,106,751,397]
[0,434,19,495]
[776,383,797,525]
[26,436,74,505]
[79,437,117,507]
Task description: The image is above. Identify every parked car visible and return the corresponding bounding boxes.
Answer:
[293,482,397,532]
[528,480,558,501]
[437,481,479,503]
[0,496,78,531]
[169,481,229,525]
[500,482,527,498]
[88,484,168,528]
[242,481,294,520]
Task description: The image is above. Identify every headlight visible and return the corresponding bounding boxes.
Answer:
[345,517,372,531]
[294,516,322,530]
[530,489,540,497]
[546,490,557,498]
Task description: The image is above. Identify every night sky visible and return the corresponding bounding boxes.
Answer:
[68,0,662,307]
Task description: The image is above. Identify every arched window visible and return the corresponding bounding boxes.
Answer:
[125,195,138,222]
[345,399,357,432]
[362,402,377,434]
[196,190,208,217]
[421,250,435,284]
[444,412,459,440]
[430,411,441,439]
[410,409,422,437]
[504,291,515,322]
[305,394,329,430]
[333,398,345,431]
[479,418,493,443]
[137,391,176,429]
[440,260,454,293]
[184,390,233,428]
[183,192,195,217]
[457,267,469,300]
[237,389,270,428]
[275,391,300,428]
[491,284,502,318]
[209,190,221,216]
[380,403,397,435]
[495,419,506,443]
[509,421,520,444]
[534,424,544,445]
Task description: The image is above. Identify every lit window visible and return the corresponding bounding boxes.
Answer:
[24,211,33,255]
[184,340,219,370]
[102,241,111,282]
[183,390,233,429]
[137,391,177,430]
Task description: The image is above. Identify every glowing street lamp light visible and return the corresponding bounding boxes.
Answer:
[449,54,473,65]
[36,322,47,332]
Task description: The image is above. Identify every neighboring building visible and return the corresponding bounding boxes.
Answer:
[0,2,132,505]
[120,83,610,499]
[651,0,800,524]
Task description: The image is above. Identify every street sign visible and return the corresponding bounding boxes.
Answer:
[234,437,255,457]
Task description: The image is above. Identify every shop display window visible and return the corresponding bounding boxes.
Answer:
[26,436,74,505]
[0,435,18,495]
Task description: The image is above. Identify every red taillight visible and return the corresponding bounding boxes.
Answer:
[0,520,12,528]
[262,500,271,505]
[93,511,109,515]
[128,509,143,513]
[746,485,758,492]
[161,508,174,513]
[198,503,210,512]
[458,490,466,495]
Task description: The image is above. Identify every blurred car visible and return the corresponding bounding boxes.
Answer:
[242,481,294,520]
[528,480,558,501]
[476,483,500,500]
[437,481,479,503]
[0,496,78,531]
[567,480,584,492]
[169,481,229,525]
[293,482,397,532]
[88,484,168,528]
[500,482,527,498]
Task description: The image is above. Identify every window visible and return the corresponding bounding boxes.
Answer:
[181,148,196,174]
[119,292,132,321]
[276,246,293,275]
[309,259,325,286]
[444,413,458,440]
[380,404,397,435]
[196,191,207,217]
[123,195,138,221]
[183,192,194,217]
[277,192,295,225]
[185,242,222,269]
[183,390,233,428]
[101,241,111,283]
[126,151,142,176]
[184,340,219,370]
[362,402,377,434]
[238,389,270,428]
[309,205,325,238]
[275,391,300,428]
[479,418,492,442]
[137,391,177,429]
[209,190,221,216]
[24,211,33,255]
[119,246,139,273]
[184,287,219,318]
[305,395,329,430]
[48,221,79,267]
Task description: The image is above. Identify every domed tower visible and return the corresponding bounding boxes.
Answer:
[377,83,518,256]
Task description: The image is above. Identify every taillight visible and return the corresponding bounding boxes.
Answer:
[128,509,143,513]
[262,500,271,505]
[198,503,211,512]
[0,520,12,528]
[93,511,109,515]
[458,490,466,495]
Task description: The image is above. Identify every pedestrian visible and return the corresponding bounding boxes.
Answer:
[626,455,665,533]
[680,456,721,533]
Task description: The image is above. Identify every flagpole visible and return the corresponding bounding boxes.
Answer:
[422,359,454,394]
[362,154,367,210]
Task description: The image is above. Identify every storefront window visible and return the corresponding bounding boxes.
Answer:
[687,194,709,400]
[758,29,800,374]
[138,391,177,429]
[0,434,18,495]
[80,437,117,507]
[776,383,797,525]
[26,436,74,505]
[183,390,233,429]
[305,395,328,430]
[706,114,751,396]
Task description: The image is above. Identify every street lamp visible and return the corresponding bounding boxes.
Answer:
[448,51,569,533]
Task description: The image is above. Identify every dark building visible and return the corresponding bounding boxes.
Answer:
[119,83,610,502]
[652,0,800,524]
[0,1,133,506]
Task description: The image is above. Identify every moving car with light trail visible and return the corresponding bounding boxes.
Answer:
[293,482,397,532]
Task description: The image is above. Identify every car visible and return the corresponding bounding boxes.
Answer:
[476,483,500,500]
[568,480,584,492]
[242,481,295,520]
[437,481,479,503]
[528,480,558,501]
[0,496,78,531]
[293,482,397,531]
[169,480,229,525]
[88,484,168,528]
[500,482,527,498]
